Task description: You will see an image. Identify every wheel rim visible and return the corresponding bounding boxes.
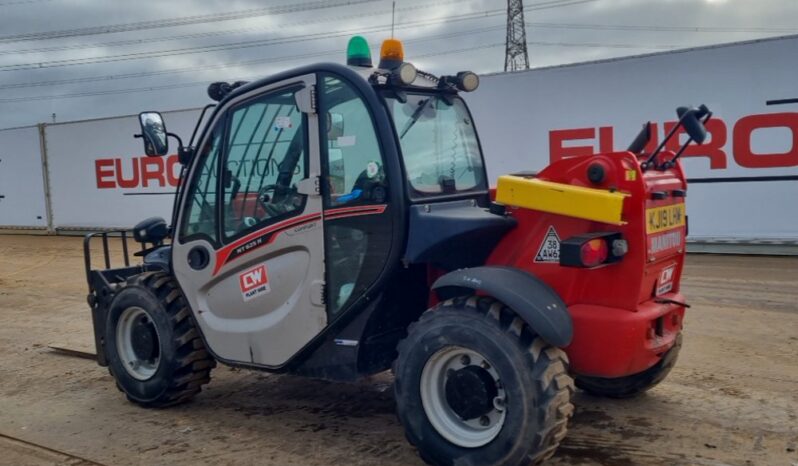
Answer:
[116,306,161,381]
[420,346,507,448]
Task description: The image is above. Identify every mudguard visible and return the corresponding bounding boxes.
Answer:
[432,266,573,347]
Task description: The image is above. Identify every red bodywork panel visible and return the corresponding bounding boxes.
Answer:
[487,151,688,378]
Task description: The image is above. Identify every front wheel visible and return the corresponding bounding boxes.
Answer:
[394,296,574,466]
[105,272,215,407]
[575,333,682,398]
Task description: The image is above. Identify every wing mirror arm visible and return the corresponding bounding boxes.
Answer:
[641,104,712,171]
[164,132,195,165]
[662,111,712,169]
[135,131,193,164]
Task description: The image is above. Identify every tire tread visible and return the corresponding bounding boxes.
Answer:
[394,295,574,466]
[115,271,215,408]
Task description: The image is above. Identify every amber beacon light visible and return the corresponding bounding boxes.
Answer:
[379,38,404,69]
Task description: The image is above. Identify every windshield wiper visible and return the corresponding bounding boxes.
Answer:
[399,97,435,139]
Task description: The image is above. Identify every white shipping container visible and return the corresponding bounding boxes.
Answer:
[45,108,201,230]
[469,35,798,242]
[0,125,48,228]
[2,35,796,246]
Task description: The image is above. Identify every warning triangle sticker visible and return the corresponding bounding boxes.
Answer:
[534,226,561,263]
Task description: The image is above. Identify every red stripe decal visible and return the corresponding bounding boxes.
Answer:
[212,204,387,275]
[213,212,321,275]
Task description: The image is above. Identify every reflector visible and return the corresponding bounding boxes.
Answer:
[580,239,609,267]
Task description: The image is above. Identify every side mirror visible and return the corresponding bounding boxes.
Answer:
[676,106,708,145]
[627,121,652,154]
[138,111,169,156]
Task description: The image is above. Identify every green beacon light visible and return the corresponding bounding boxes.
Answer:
[346,36,372,67]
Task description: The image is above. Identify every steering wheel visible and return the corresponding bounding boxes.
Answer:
[258,184,278,205]
[258,184,301,217]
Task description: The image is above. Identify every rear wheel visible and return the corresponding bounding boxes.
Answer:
[105,271,215,407]
[394,296,574,466]
[575,333,682,398]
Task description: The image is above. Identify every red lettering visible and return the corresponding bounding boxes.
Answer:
[733,112,798,168]
[549,128,595,163]
[95,159,116,189]
[664,119,727,169]
[598,126,614,154]
[114,158,140,188]
[165,154,180,187]
[141,157,165,187]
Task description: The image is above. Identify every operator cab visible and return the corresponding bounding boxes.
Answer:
[129,36,512,372]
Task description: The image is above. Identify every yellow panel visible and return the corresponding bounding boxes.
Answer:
[495,175,627,225]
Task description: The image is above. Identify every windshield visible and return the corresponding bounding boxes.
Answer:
[385,93,486,196]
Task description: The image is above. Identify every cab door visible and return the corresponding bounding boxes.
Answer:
[172,74,326,367]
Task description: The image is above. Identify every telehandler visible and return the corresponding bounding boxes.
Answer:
[84,36,710,465]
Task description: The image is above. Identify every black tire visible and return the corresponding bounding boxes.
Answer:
[575,333,682,398]
[394,296,574,466]
[105,271,215,408]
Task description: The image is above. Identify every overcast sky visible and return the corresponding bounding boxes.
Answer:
[0,0,796,129]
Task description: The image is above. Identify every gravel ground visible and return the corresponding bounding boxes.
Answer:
[0,235,796,466]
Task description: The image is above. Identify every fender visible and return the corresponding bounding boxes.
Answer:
[432,266,573,347]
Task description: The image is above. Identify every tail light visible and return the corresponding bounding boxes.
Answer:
[560,232,626,268]
[580,239,608,267]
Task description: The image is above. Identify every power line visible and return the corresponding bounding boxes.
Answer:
[528,39,675,49]
[526,21,798,34]
[0,19,508,89]
[0,0,53,5]
[0,43,508,103]
[0,10,509,72]
[0,0,605,71]
[0,0,380,44]
[522,0,598,11]
[0,38,688,103]
[0,0,471,56]
[0,0,590,56]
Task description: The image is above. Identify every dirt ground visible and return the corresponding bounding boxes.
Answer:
[0,235,796,466]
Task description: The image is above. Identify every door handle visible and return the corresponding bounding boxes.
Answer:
[187,245,210,270]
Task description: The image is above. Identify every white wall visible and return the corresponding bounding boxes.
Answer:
[0,125,48,228]
[2,36,796,241]
[45,108,201,229]
[468,36,798,241]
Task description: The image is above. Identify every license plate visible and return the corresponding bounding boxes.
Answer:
[646,203,685,234]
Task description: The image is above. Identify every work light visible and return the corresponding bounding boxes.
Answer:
[456,71,480,92]
[392,62,417,86]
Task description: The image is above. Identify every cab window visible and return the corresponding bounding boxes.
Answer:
[385,93,486,197]
[320,74,390,316]
[321,75,387,207]
[221,87,308,241]
[180,125,222,243]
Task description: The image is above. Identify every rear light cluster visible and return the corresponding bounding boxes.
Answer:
[560,232,627,268]
[580,239,608,267]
